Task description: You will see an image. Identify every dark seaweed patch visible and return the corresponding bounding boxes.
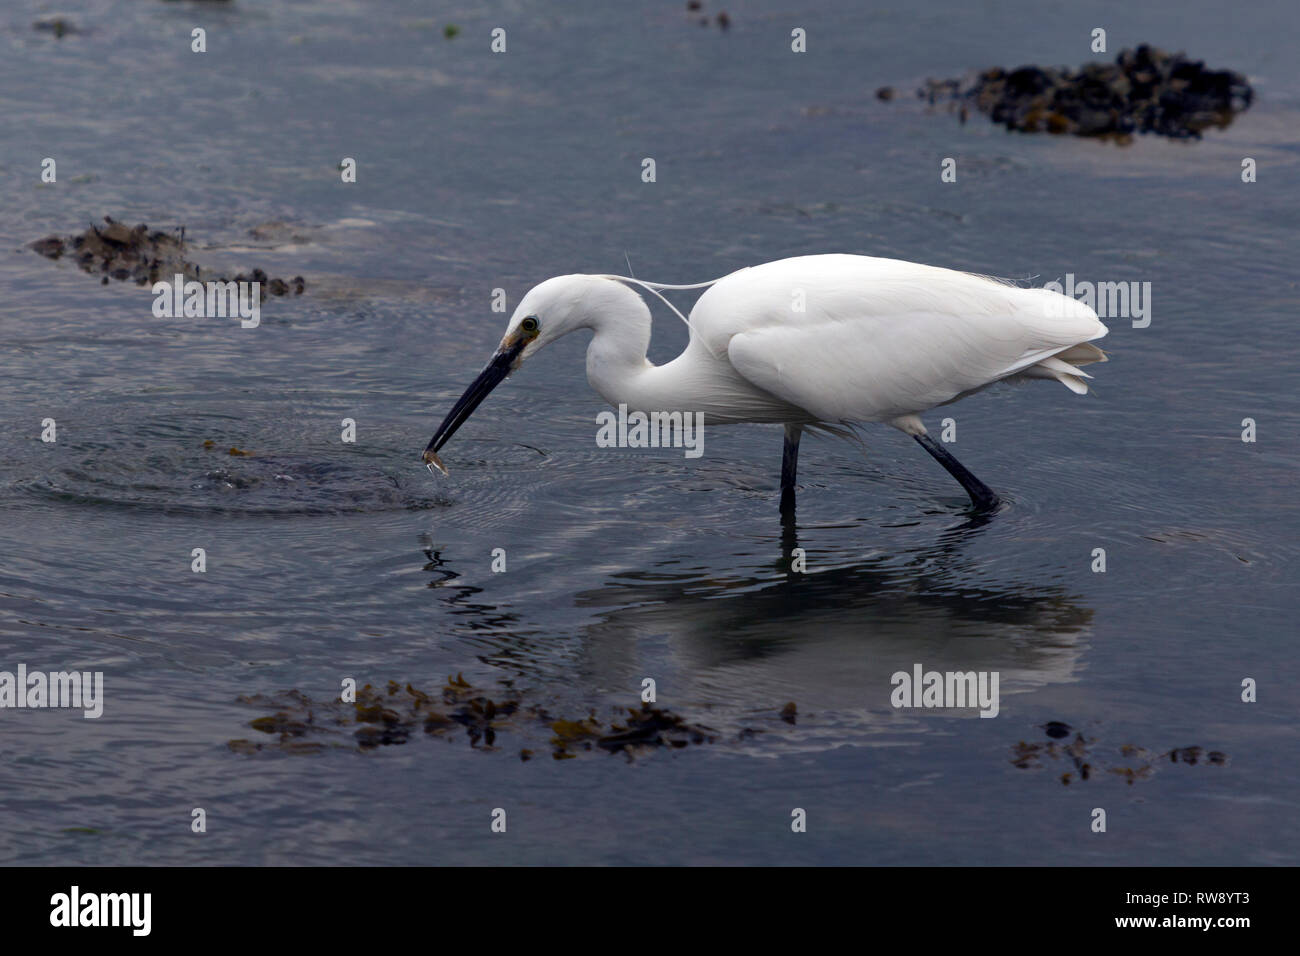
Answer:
[231,674,755,762]
[549,706,718,760]
[29,217,305,296]
[33,18,78,38]
[911,45,1252,140]
[1012,722,1228,785]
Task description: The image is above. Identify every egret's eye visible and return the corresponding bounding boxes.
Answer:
[521,316,540,334]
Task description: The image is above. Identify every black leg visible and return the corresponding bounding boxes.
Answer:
[780,424,802,515]
[914,433,1000,512]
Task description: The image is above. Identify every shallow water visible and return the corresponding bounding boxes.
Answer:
[1,0,1298,864]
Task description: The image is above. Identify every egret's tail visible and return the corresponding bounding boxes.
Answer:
[1020,343,1108,395]
[1054,342,1108,367]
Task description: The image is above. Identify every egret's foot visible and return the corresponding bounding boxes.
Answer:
[914,433,1000,513]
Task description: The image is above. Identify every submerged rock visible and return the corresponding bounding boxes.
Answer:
[914,44,1252,140]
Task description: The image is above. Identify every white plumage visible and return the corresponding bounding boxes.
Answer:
[699,255,1107,427]
[424,254,1109,512]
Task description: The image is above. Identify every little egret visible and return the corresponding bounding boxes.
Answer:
[423,254,1107,513]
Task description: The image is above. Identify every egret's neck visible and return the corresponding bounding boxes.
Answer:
[584,307,657,408]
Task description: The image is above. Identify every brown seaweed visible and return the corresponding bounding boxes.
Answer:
[231,674,757,762]
[1011,722,1227,785]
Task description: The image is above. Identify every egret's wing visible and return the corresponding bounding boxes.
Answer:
[698,255,1106,422]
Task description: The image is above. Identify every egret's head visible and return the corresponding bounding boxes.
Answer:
[422,274,643,469]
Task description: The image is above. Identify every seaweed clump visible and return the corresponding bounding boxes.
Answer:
[230,674,743,762]
[550,705,717,760]
[29,217,305,296]
[916,45,1252,140]
[1011,721,1227,785]
[231,676,519,754]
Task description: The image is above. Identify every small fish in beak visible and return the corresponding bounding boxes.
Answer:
[422,448,449,475]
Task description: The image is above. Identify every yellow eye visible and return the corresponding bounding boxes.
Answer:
[521,316,539,334]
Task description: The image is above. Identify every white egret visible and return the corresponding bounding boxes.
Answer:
[423,254,1107,513]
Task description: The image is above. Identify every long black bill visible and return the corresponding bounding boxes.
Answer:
[422,339,526,468]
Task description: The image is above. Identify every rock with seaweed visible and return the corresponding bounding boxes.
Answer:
[912,44,1252,140]
[29,217,305,296]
